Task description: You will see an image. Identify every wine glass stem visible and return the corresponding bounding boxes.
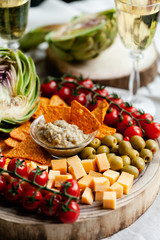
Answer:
[4,40,19,51]
[129,51,142,96]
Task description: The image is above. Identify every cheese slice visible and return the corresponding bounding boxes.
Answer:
[109,182,123,199]
[51,159,67,174]
[103,191,116,210]
[103,169,120,185]
[68,162,86,180]
[96,153,110,172]
[81,187,94,205]
[78,175,93,191]
[93,177,110,192]
[81,159,97,173]
[117,171,134,194]
[54,174,73,188]
[66,155,81,167]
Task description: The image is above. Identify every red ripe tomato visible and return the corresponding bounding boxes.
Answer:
[120,103,137,115]
[40,80,58,97]
[87,100,102,111]
[60,179,80,199]
[124,136,130,141]
[63,77,76,89]
[108,96,124,111]
[57,86,72,101]
[58,200,80,224]
[0,156,6,168]
[7,158,27,177]
[28,168,48,186]
[0,175,6,192]
[93,88,109,100]
[104,108,118,127]
[22,188,42,211]
[67,92,87,106]
[78,78,93,94]
[137,113,153,128]
[116,114,135,134]
[41,193,60,216]
[143,122,160,139]
[4,181,24,202]
[124,126,143,139]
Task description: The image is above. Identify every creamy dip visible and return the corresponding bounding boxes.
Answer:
[36,119,89,148]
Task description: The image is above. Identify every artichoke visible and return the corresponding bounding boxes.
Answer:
[0,47,40,133]
[45,9,117,62]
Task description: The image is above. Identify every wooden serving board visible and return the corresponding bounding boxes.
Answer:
[0,140,160,240]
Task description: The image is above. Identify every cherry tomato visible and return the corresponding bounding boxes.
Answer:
[143,122,160,139]
[28,168,48,186]
[120,103,137,115]
[138,113,153,128]
[93,88,109,100]
[124,136,130,141]
[104,108,118,127]
[87,99,102,111]
[4,181,24,202]
[7,158,27,177]
[131,110,142,118]
[41,193,60,216]
[63,77,76,89]
[67,92,87,106]
[22,188,42,211]
[116,114,135,134]
[58,200,80,224]
[108,96,124,111]
[124,126,143,139]
[0,175,6,192]
[0,156,6,168]
[60,179,80,199]
[40,80,58,97]
[78,78,93,94]
[57,86,72,101]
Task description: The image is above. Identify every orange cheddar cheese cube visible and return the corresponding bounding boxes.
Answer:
[109,182,123,199]
[68,162,86,180]
[54,174,73,188]
[117,171,134,194]
[48,170,60,179]
[46,178,55,189]
[78,175,93,191]
[27,161,37,173]
[95,191,104,201]
[93,177,110,192]
[103,191,116,209]
[103,169,120,185]
[81,159,97,173]
[88,170,102,177]
[81,187,94,205]
[66,155,81,167]
[96,153,110,172]
[51,159,67,174]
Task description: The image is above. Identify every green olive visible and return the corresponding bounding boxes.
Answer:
[121,155,131,166]
[97,145,110,155]
[113,133,123,144]
[145,139,158,153]
[101,135,117,148]
[128,149,139,159]
[118,140,132,155]
[111,145,119,155]
[121,165,139,179]
[89,138,101,149]
[140,148,153,163]
[110,156,123,170]
[87,154,97,160]
[130,135,145,151]
[106,153,116,163]
[81,147,96,159]
[132,157,145,171]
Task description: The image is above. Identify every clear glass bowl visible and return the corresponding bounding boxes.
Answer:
[30,115,97,158]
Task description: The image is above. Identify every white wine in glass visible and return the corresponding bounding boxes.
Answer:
[114,0,160,113]
[0,0,30,50]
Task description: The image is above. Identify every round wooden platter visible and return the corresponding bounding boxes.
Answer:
[0,142,160,240]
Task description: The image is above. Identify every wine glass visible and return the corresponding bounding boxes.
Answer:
[114,0,160,113]
[0,0,30,50]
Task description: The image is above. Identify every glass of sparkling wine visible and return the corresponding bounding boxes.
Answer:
[0,0,30,50]
[114,0,160,112]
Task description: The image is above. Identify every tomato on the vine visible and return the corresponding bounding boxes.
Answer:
[60,179,80,199]
[40,80,58,97]
[120,103,137,114]
[57,86,72,101]
[138,113,153,127]
[93,88,109,100]
[28,168,48,187]
[4,181,24,202]
[0,156,6,168]
[0,175,6,192]
[41,193,60,216]
[58,200,80,224]
[116,114,135,134]
[108,95,124,111]
[63,77,76,89]
[22,188,42,211]
[104,108,118,127]
[7,158,27,177]
[67,92,87,106]
[87,100,102,111]
[78,78,93,94]
[143,122,160,139]
[124,126,143,139]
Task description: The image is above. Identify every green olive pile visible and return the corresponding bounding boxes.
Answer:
[80,134,158,179]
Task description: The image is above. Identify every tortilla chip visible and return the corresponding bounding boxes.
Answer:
[32,97,50,119]
[41,105,71,123]
[71,100,100,134]
[96,124,116,140]
[9,122,31,141]
[50,95,68,107]
[4,138,20,148]
[91,99,109,124]
[4,135,52,165]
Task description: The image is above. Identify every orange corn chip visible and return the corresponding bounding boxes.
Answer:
[71,100,100,134]
[4,135,52,165]
[9,122,31,141]
[96,124,116,140]
[32,97,50,119]
[41,105,71,123]
[4,138,20,148]
[91,99,109,124]
[50,95,68,107]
